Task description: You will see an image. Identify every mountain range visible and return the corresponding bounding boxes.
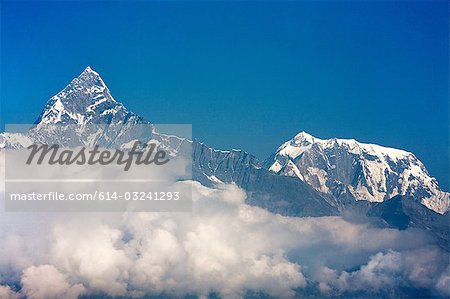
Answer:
[1,67,448,248]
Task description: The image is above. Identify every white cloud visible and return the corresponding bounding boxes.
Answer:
[316,250,405,296]
[0,148,448,298]
[21,265,86,299]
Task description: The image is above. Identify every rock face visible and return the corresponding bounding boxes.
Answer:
[368,195,449,250]
[265,131,449,214]
[190,141,337,216]
[1,67,448,222]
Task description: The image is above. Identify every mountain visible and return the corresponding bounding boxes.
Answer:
[0,67,337,217]
[1,66,448,222]
[147,131,338,216]
[368,195,449,248]
[35,66,144,126]
[264,131,449,214]
[1,67,150,148]
[190,141,337,216]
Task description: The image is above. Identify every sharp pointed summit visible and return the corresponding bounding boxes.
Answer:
[34,67,144,126]
[76,66,106,88]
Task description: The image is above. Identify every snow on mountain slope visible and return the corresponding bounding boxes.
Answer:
[265,131,449,214]
[0,132,33,149]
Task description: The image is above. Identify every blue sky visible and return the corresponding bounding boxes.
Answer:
[1,0,448,189]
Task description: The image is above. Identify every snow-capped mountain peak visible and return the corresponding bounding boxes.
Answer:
[83,65,97,74]
[283,132,413,166]
[0,67,149,148]
[293,131,315,143]
[34,66,141,126]
[266,131,449,214]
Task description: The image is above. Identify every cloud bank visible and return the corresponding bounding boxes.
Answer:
[0,152,448,298]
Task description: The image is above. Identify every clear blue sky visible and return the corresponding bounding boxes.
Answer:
[1,1,448,189]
